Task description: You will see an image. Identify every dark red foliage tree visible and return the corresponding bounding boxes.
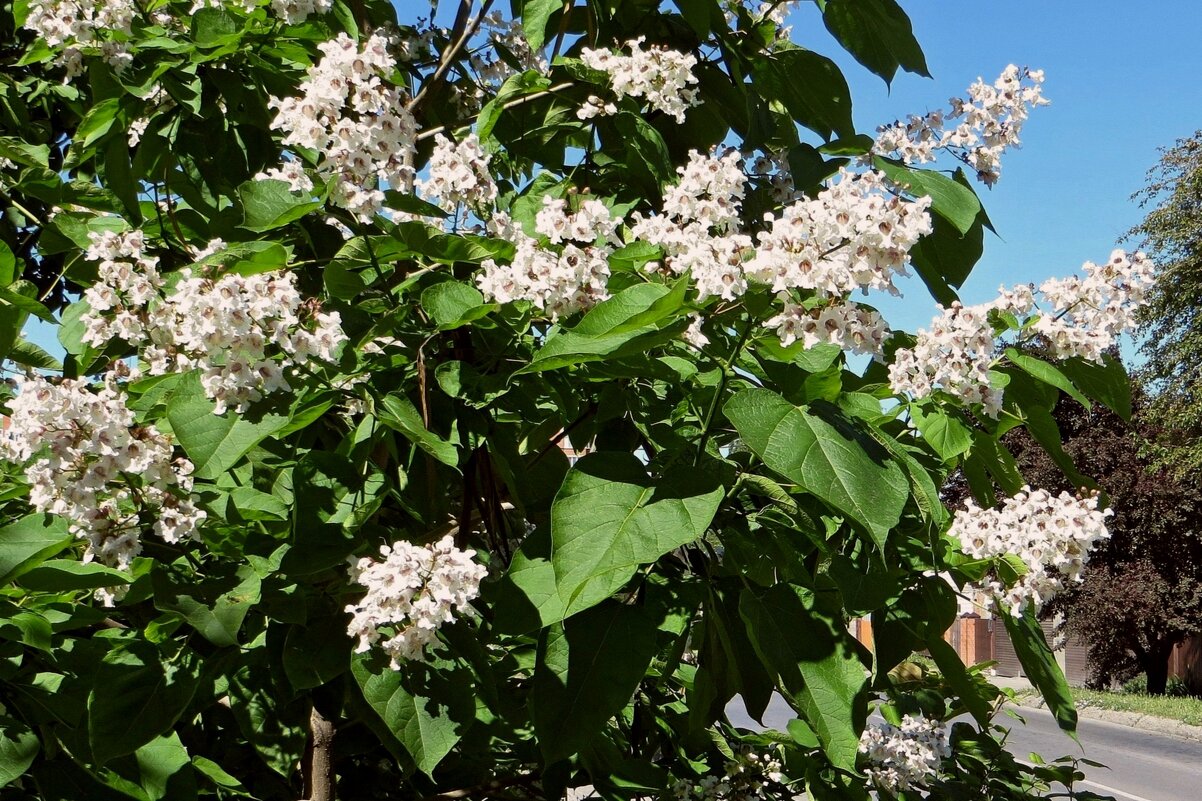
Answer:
[1005,386,1202,694]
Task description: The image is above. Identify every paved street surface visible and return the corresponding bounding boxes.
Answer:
[728,695,1202,801]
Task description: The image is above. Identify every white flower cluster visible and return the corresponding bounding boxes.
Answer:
[952,487,1112,615]
[889,250,1152,415]
[745,169,933,300]
[142,268,346,415]
[81,230,164,346]
[888,287,1033,418]
[477,202,618,319]
[672,747,785,801]
[22,0,136,77]
[0,375,204,573]
[632,149,753,301]
[345,535,488,668]
[270,0,331,24]
[579,37,700,123]
[255,159,315,194]
[417,134,498,215]
[859,716,950,793]
[1029,250,1155,362]
[81,232,346,415]
[764,301,889,359]
[874,65,1049,186]
[268,33,417,219]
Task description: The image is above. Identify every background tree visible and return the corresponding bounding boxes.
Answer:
[1130,131,1202,474]
[1004,381,1202,694]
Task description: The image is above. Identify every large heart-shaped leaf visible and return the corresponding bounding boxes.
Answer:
[725,390,907,549]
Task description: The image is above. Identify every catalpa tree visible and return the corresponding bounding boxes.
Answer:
[0,0,1152,798]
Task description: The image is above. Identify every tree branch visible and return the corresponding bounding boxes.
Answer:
[302,706,336,801]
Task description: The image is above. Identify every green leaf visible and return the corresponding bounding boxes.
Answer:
[420,281,490,329]
[228,486,289,520]
[910,213,982,304]
[739,583,867,770]
[0,716,38,788]
[0,514,71,585]
[18,560,129,591]
[545,453,723,619]
[1059,353,1132,421]
[191,7,238,46]
[166,372,290,480]
[237,180,322,233]
[379,395,460,467]
[88,642,200,762]
[873,156,982,234]
[1002,609,1078,740]
[821,0,930,85]
[1005,349,1091,409]
[520,0,560,51]
[751,46,855,140]
[152,566,261,647]
[103,137,140,223]
[724,390,908,549]
[76,98,121,150]
[911,405,972,461]
[615,112,674,190]
[283,616,350,691]
[351,655,473,776]
[522,281,686,372]
[531,602,659,762]
[926,638,992,726]
[7,338,63,371]
[135,732,195,801]
[284,452,386,573]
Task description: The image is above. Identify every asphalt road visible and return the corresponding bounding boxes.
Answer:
[728,695,1202,801]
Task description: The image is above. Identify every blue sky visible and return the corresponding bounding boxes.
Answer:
[787,0,1202,341]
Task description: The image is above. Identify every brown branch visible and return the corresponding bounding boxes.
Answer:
[408,0,495,114]
[302,706,336,801]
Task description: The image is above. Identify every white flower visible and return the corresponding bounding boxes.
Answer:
[267,33,417,220]
[950,486,1112,615]
[874,65,1049,186]
[80,231,348,415]
[22,0,136,77]
[579,37,700,123]
[889,250,1152,415]
[0,374,204,579]
[345,535,488,668]
[859,715,950,792]
[477,209,615,319]
[417,134,498,214]
[764,300,889,359]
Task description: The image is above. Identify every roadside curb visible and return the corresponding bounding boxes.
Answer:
[1015,698,1202,743]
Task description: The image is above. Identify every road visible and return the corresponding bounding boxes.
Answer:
[728,695,1202,801]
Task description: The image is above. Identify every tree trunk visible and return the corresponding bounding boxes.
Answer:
[303,705,336,801]
[1144,641,1173,695]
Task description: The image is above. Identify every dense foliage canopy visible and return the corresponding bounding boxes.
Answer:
[0,0,1156,798]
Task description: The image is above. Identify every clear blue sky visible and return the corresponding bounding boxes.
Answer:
[787,0,1202,339]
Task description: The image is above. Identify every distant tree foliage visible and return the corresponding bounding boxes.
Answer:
[1005,385,1202,695]
[1129,131,1202,474]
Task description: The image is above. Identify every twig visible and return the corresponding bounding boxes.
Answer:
[302,706,336,801]
[408,0,495,114]
[694,321,754,465]
[416,82,575,142]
